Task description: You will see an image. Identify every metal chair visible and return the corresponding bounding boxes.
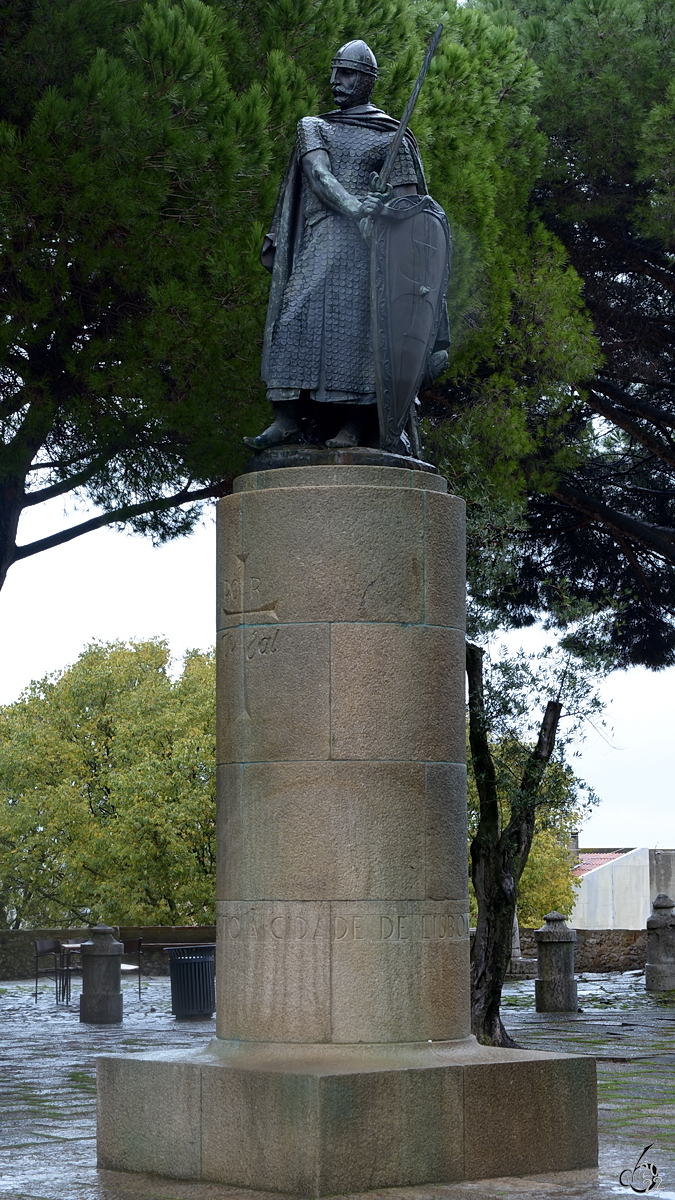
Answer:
[34,938,61,1002]
[121,938,142,999]
[59,941,83,1004]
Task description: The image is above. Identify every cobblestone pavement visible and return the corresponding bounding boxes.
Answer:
[1,972,675,1200]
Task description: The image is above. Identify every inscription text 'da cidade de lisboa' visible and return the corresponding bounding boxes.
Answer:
[220,906,470,943]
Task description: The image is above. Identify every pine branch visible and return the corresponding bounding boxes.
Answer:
[11,481,230,564]
[551,481,675,562]
[595,227,675,294]
[586,389,675,468]
[22,454,119,507]
[0,391,27,420]
[592,379,675,433]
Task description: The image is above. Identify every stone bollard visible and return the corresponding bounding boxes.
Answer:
[80,924,123,1024]
[646,894,675,991]
[535,911,578,1012]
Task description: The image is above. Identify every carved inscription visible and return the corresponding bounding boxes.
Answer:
[218,626,283,723]
[224,576,264,611]
[223,576,242,609]
[227,909,329,941]
[221,631,237,656]
[246,628,280,660]
[223,907,469,943]
[332,912,469,942]
[220,628,281,658]
[221,554,278,620]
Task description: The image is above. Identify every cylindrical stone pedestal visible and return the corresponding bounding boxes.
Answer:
[646,893,675,991]
[80,924,123,1024]
[96,461,598,1194]
[535,911,578,1012]
[216,464,470,1045]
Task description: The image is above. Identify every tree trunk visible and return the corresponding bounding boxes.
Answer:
[467,641,562,1046]
[0,486,22,592]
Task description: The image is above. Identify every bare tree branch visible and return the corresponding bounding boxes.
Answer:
[592,378,675,433]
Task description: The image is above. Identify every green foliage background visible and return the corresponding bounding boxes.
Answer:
[0,0,598,574]
[0,641,215,927]
[0,0,613,932]
[0,639,593,930]
[467,751,583,926]
[458,0,675,668]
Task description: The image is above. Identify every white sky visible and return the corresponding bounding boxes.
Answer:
[1,495,672,849]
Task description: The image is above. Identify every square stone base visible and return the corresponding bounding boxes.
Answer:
[97,1039,597,1196]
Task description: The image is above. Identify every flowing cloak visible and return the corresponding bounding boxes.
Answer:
[260,107,450,401]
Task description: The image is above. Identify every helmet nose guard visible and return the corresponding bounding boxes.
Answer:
[330,39,378,78]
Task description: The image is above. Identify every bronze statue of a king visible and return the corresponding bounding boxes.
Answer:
[245,38,451,456]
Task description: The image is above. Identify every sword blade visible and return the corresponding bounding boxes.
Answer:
[377,23,443,189]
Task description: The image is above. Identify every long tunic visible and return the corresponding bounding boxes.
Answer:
[261,109,422,402]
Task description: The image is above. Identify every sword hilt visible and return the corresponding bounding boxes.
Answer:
[368,172,394,200]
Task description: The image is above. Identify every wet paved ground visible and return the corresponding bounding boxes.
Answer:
[1,971,675,1200]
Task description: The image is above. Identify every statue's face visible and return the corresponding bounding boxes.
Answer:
[330,65,373,109]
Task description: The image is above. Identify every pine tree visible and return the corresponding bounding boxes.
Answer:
[467,0,675,668]
[0,0,596,591]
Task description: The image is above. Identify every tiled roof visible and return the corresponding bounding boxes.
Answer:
[573,850,633,878]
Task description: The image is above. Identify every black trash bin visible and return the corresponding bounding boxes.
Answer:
[164,944,215,1018]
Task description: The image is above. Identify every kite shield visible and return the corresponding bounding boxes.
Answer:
[370,195,451,452]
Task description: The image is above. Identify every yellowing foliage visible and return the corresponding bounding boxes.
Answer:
[516,828,580,928]
[467,730,586,927]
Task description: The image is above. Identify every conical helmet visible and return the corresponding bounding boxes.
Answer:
[331,39,378,78]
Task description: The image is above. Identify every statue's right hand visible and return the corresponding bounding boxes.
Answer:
[357,193,384,220]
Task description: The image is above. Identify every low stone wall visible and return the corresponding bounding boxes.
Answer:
[0,926,216,981]
[11,923,647,980]
[519,927,647,973]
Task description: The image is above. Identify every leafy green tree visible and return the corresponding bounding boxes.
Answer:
[465,0,675,669]
[468,751,583,926]
[0,640,216,927]
[516,826,580,927]
[466,641,599,1044]
[0,0,597,592]
[0,0,274,592]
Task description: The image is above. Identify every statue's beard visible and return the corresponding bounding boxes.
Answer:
[332,76,374,108]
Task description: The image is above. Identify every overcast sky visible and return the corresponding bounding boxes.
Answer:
[1,495,670,849]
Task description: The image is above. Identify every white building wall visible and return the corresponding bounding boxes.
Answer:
[570,847,651,930]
